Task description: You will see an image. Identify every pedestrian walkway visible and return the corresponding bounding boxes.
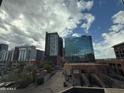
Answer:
[0,70,68,93]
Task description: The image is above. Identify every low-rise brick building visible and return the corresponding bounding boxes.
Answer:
[113,42,124,59]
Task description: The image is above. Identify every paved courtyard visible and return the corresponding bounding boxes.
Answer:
[0,70,69,93]
[0,70,124,93]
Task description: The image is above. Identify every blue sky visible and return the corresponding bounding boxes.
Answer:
[73,0,124,42]
[0,0,124,59]
[70,0,124,59]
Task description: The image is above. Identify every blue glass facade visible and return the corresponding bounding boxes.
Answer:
[65,36,95,62]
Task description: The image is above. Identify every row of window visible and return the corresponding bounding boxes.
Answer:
[116,53,124,58]
[115,50,124,54]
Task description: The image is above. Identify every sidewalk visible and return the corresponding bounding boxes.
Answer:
[26,71,56,89]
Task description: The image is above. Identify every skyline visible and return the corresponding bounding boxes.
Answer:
[0,0,124,59]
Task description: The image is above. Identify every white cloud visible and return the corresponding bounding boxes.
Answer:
[112,11,124,24]
[72,33,81,37]
[77,0,94,11]
[0,9,8,20]
[94,11,124,59]
[0,0,94,50]
[81,13,95,33]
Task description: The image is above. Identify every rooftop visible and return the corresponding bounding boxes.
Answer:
[59,86,124,93]
[64,63,107,66]
[112,42,124,47]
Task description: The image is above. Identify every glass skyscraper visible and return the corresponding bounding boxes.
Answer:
[65,35,95,62]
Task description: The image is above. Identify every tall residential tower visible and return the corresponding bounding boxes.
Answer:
[45,32,63,57]
[45,32,63,68]
[0,0,3,6]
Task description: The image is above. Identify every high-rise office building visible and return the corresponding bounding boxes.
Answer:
[0,44,8,61]
[59,37,63,57]
[13,46,44,62]
[36,50,44,61]
[0,44,8,74]
[65,35,95,62]
[45,32,63,68]
[0,44,8,52]
[0,48,14,75]
[0,50,14,62]
[13,47,19,61]
[0,50,8,75]
[45,32,63,57]
[7,50,15,62]
[14,46,36,62]
[0,0,3,6]
[12,46,44,69]
[5,50,15,71]
[0,50,8,62]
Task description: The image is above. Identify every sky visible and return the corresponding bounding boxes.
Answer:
[0,0,124,59]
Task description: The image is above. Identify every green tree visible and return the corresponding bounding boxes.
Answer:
[43,63,53,73]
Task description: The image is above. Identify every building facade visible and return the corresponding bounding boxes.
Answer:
[0,44,8,64]
[0,44,8,75]
[13,46,44,63]
[45,32,63,68]
[36,50,44,61]
[11,46,44,70]
[113,42,124,59]
[45,32,63,56]
[0,50,8,74]
[0,44,44,75]
[65,35,95,62]
[0,49,15,75]
[0,44,8,52]
[0,0,3,6]
[96,58,124,76]
[14,46,36,62]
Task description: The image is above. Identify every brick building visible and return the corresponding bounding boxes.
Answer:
[113,42,124,59]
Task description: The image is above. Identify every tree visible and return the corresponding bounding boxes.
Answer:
[43,63,53,73]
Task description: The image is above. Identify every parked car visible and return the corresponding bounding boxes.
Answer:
[0,81,15,88]
[4,81,15,88]
[0,82,6,87]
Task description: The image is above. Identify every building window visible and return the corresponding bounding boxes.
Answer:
[116,54,120,58]
[117,64,121,68]
[115,51,119,54]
